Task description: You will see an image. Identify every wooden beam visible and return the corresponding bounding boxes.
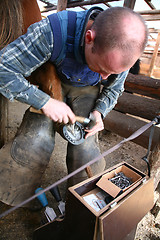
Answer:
[138,10,160,21]
[148,32,160,77]
[149,29,160,34]
[123,0,136,9]
[80,6,87,10]
[142,14,160,21]
[104,3,111,8]
[57,0,67,12]
[41,0,121,12]
[138,10,160,15]
[68,0,120,8]
[125,73,160,100]
[139,62,160,79]
[104,110,160,150]
[144,0,156,10]
[115,92,160,121]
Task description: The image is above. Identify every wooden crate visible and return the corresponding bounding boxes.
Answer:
[33,162,154,240]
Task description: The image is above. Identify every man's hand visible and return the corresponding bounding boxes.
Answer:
[85,110,104,139]
[41,98,76,124]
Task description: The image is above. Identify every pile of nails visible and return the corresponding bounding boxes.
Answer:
[109,172,133,190]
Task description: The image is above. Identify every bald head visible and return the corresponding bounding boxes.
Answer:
[91,7,148,66]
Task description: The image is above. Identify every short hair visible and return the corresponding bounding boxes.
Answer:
[92,7,148,55]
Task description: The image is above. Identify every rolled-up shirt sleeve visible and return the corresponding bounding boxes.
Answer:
[94,70,129,118]
[0,18,54,109]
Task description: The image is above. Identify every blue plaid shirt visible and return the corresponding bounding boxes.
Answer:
[0,17,128,117]
[0,18,52,109]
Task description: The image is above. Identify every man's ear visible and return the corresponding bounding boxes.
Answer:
[85,30,96,44]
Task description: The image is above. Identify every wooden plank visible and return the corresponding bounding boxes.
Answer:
[67,0,120,8]
[142,15,160,21]
[139,63,150,75]
[41,0,121,12]
[149,29,160,34]
[123,0,136,9]
[85,166,94,178]
[137,10,160,21]
[125,73,160,99]
[103,3,111,8]
[148,32,160,77]
[100,178,154,240]
[115,92,160,120]
[152,68,160,79]
[104,110,160,150]
[144,0,156,10]
[138,10,160,15]
[139,63,160,79]
[57,0,67,12]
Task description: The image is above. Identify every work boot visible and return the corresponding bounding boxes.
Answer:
[0,109,55,207]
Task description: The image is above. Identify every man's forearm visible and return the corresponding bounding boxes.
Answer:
[0,17,53,108]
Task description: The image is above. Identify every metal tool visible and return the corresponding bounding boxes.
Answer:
[75,116,90,126]
[75,114,96,129]
[61,114,97,145]
[30,106,97,145]
[50,186,65,215]
[62,121,85,145]
[35,188,57,222]
[29,107,95,129]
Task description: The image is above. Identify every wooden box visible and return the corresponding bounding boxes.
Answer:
[33,162,154,240]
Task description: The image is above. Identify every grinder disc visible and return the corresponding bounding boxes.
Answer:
[62,122,85,145]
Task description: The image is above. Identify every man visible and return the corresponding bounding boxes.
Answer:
[0,7,148,206]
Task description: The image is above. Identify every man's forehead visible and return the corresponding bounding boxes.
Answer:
[101,50,125,72]
[102,49,139,73]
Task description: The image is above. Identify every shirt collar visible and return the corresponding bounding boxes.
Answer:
[79,8,103,64]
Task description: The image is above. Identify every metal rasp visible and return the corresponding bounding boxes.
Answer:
[50,186,65,215]
[35,188,57,222]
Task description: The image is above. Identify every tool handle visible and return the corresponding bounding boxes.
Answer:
[75,116,86,123]
[50,186,62,202]
[35,187,48,207]
[85,166,94,178]
[30,107,43,114]
[75,116,90,124]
